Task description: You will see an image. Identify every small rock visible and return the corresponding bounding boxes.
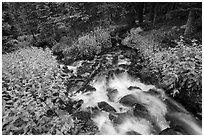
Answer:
[98,101,116,112]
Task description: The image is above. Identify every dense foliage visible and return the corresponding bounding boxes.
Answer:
[64,28,112,61]
[2,48,75,134]
[123,30,202,118]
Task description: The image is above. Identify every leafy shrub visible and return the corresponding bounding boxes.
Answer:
[2,47,75,135]
[64,28,112,61]
[17,35,34,43]
[2,37,17,54]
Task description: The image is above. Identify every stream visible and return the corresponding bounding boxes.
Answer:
[60,46,201,135]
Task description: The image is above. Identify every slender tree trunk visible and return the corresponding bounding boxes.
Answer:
[138,2,144,25]
[31,30,37,41]
[153,3,158,25]
[184,10,194,36]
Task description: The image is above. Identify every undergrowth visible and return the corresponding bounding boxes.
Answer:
[62,27,112,62]
[2,47,75,135]
[123,30,202,118]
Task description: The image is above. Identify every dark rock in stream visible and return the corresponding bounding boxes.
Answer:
[114,68,126,75]
[62,66,73,73]
[118,64,129,70]
[82,85,96,93]
[128,86,141,90]
[73,111,91,122]
[146,89,160,96]
[98,101,116,112]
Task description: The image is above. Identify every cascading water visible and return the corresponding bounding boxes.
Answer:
[65,48,201,135]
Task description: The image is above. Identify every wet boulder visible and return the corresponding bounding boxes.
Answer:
[119,94,139,107]
[98,101,116,112]
[125,131,141,135]
[159,128,184,135]
[128,86,141,90]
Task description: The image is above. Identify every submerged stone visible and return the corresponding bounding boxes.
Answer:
[107,88,118,102]
[133,103,149,118]
[98,101,116,112]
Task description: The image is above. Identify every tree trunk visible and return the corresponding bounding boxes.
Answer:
[149,3,155,21]
[153,3,158,25]
[138,2,144,25]
[184,10,194,36]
